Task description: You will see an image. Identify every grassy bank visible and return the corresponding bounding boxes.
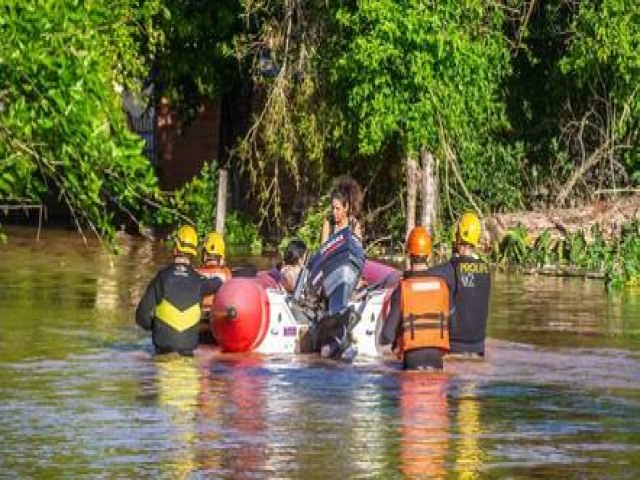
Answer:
[491,221,640,289]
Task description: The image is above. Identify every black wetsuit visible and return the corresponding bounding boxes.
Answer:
[425,254,491,354]
[136,262,221,355]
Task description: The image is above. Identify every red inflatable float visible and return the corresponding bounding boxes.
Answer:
[212,278,271,352]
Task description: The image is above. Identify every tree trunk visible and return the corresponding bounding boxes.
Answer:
[555,140,610,207]
[405,156,419,241]
[215,169,228,234]
[420,149,437,234]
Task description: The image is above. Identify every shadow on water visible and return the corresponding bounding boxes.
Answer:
[1,227,639,479]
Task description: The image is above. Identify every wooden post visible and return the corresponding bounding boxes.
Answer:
[420,149,437,235]
[215,169,228,234]
[405,156,419,242]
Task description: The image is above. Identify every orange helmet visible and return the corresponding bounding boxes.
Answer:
[407,226,432,258]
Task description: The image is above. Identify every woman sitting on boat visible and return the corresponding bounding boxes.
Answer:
[320,175,364,244]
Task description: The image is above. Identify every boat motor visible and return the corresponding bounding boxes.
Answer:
[302,228,365,359]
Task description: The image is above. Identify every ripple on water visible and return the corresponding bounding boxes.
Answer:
[1,232,640,479]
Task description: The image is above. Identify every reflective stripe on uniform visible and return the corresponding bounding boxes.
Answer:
[155,299,202,332]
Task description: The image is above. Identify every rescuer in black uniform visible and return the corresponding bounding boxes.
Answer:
[136,225,221,355]
[426,212,491,356]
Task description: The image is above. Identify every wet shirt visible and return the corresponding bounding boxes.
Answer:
[425,254,491,354]
[136,262,221,354]
[328,216,362,240]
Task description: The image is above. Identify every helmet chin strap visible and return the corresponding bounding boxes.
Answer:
[457,243,474,256]
[173,250,191,263]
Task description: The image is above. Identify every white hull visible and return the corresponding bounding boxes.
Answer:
[254,288,391,359]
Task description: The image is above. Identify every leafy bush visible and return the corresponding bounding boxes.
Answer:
[279,196,329,254]
[0,0,162,243]
[154,163,262,254]
[495,225,531,266]
[156,162,219,238]
[224,211,262,255]
[606,221,640,289]
[494,221,640,288]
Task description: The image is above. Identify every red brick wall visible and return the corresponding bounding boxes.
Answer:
[156,98,221,191]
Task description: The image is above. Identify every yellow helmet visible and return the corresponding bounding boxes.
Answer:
[457,212,482,247]
[204,231,225,257]
[175,225,198,256]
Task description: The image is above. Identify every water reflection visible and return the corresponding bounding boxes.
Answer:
[155,356,200,479]
[400,372,450,479]
[216,357,268,478]
[94,250,118,311]
[490,274,640,350]
[453,383,484,480]
[2,228,640,479]
[139,354,271,479]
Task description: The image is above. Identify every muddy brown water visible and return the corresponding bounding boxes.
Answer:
[1,227,639,479]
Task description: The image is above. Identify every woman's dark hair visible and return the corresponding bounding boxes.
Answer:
[284,239,307,265]
[330,175,363,218]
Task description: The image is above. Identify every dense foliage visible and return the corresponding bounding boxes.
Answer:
[151,0,241,116]
[330,0,520,211]
[493,220,640,289]
[156,162,219,238]
[0,0,162,242]
[1,0,638,265]
[556,0,640,203]
[509,0,640,207]
[233,0,330,229]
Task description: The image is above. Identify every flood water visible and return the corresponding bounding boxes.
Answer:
[1,228,639,479]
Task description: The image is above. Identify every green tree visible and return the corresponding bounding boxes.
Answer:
[555,0,640,204]
[234,0,330,230]
[0,0,163,242]
[329,0,522,221]
[151,0,241,116]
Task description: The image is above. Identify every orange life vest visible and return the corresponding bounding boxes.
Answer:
[398,275,450,355]
[198,265,232,313]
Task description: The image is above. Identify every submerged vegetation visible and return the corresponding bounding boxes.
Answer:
[493,221,640,288]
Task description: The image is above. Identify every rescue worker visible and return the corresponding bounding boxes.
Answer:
[136,225,221,356]
[426,212,491,356]
[198,231,231,344]
[380,226,451,370]
[199,231,232,282]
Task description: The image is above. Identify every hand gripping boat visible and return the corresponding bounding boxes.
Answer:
[211,228,399,361]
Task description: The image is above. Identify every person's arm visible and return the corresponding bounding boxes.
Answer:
[353,219,363,241]
[379,284,401,346]
[280,265,298,293]
[320,218,330,245]
[135,274,161,331]
[201,277,222,297]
